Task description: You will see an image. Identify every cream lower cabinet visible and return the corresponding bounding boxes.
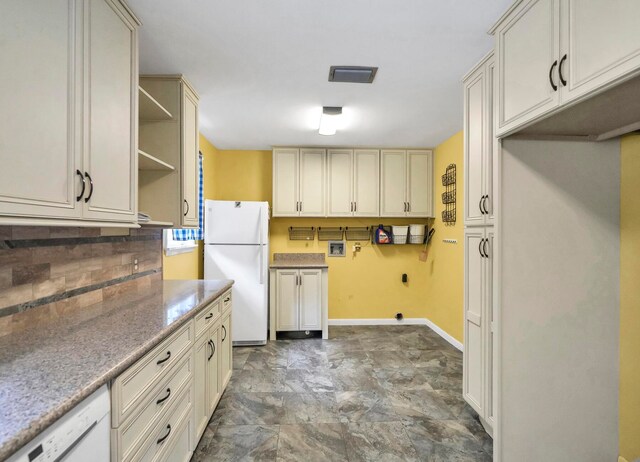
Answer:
[463,227,495,437]
[492,0,640,137]
[272,148,326,217]
[327,149,380,217]
[111,291,233,462]
[270,268,328,339]
[0,0,139,226]
[380,150,434,217]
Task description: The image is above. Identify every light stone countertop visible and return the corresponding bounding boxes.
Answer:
[0,278,233,461]
[269,253,328,269]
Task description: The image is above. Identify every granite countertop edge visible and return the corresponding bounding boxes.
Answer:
[269,262,329,269]
[1,279,233,461]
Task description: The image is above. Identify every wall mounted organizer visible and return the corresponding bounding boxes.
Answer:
[288,227,315,240]
[318,227,344,241]
[345,227,371,241]
[442,163,456,224]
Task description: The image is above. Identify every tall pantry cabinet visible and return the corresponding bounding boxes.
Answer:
[463,51,497,437]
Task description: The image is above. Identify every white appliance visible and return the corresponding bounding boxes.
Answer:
[8,385,110,462]
[204,200,269,345]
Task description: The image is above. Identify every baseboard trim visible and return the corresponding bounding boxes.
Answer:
[328,317,463,352]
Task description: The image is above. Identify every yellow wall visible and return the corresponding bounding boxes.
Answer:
[620,133,640,461]
[164,133,466,340]
[422,132,465,342]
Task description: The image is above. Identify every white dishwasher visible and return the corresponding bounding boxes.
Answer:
[8,385,110,462]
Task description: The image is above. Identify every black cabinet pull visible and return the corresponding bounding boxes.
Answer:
[222,325,227,342]
[84,172,94,203]
[559,54,567,86]
[478,238,485,258]
[156,388,171,405]
[156,351,171,365]
[483,239,489,258]
[224,296,231,303]
[156,425,171,444]
[549,60,558,91]
[208,340,215,361]
[354,202,357,212]
[184,199,189,216]
[76,170,85,202]
[478,196,484,215]
[205,313,213,320]
[484,196,490,215]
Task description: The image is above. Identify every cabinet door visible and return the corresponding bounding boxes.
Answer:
[83,0,137,221]
[464,66,486,226]
[485,58,496,226]
[495,0,560,136]
[276,270,299,331]
[299,269,322,331]
[327,149,353,217]
[272,149,299,217]
[206,327,221,416]
[299,148,326,216]
[561,0,640,103]
[193,335,209,440]
[483,229,496,433]
[353,149,380,217]
[181,84,199,227]
[463,229,484,415]
[380,150,407,217]
[219,311,232,391]
[0,0,82,219]
[406,150,433,217]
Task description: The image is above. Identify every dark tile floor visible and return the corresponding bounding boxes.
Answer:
[191,325,492,461]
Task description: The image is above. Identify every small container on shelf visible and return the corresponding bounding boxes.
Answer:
[392,225,409,244]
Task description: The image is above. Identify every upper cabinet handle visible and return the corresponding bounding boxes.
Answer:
[76,170,86,202]
[84,172,94,203]
[483,196,490,215]
[299,202,302,212]
[184,199,189,216]
[559,54,567,86]
[549,60,558,91]
[479,196,484,215]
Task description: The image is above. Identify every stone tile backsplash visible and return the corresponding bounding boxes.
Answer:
[0,226,163,319]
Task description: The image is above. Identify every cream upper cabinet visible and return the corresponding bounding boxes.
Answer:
[493,0,640,137]
[272,148,326,217]
[381,150,433,217]
[327,149,379,217]
[494,0,560,136]
[561,0,640,103]
[82,0,138,222]
[138,76,200,228]
[0,0,139,225]
[299,149,326,216]
[353,149,380,217]
[464,53,495,227]
[181,85,199,227]
[327,149,353,217]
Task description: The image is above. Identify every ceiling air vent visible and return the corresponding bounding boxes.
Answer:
[328,66,378,84]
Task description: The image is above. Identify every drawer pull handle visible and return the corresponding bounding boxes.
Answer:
[157,424,171,445]
[205,313,213,320]
[224,296,230,303]
[156,388,171,405]
[156,351,171,365]
[222,325,227,342]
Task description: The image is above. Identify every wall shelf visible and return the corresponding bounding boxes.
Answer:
[139,86,173,121]
[138,150,175,172]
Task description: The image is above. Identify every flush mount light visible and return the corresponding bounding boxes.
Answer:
[319,106,342,136]
[329,66,378,84]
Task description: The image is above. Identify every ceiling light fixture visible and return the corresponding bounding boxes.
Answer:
[319,106,342,136]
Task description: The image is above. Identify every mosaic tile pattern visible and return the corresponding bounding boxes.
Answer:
[193,325,492,461]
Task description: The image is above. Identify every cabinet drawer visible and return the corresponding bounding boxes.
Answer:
[194,301,220,339]
[116,354,193,461]
[131,383,193,462]
[113,322,194,425]
[221,290,232,312]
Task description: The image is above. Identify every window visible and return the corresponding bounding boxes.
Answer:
[164,230,197,256]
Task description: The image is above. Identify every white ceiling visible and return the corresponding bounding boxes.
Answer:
[130,0,511,150]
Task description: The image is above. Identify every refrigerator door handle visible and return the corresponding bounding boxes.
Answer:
[259,206,264,285]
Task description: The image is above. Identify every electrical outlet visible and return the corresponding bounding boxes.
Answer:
[353,242,362,252]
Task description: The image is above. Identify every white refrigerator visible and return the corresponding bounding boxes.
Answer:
[204,200,269,346]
